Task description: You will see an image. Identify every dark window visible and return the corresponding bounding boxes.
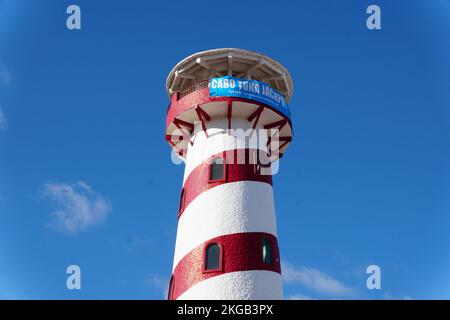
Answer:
[168,276,174,300]
[256,150,271,175]
[252,150,260,174]
[179,189,185,214]
[209,157,224,182]
[205,243,221,271]
[262,237,273,264]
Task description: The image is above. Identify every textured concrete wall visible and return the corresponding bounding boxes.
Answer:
[178,270,283,300]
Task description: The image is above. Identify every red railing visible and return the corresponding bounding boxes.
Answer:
[179,79,209,99]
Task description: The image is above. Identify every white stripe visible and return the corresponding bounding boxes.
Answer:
[173,181,277,270]
[183,118,268,183]
[177,270,283,300]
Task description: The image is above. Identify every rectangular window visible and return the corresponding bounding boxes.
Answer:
[178,188,185,214]
[262,237,273,265]
[252,150,260,175]
[167,276,174,300]
[209,156,225,182]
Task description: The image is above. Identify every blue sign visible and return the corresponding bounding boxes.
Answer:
[209,76,291,120]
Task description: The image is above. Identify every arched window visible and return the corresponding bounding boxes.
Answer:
[209,156,225,182]
[167,276,174,300]
[204,243,222,272]
[262,237,273,265]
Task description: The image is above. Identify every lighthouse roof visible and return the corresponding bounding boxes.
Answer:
[166,48,294,102]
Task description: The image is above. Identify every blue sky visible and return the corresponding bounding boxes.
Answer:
[0,0,450,299]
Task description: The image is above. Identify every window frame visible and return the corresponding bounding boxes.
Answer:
[202,242,224,273]
[208,153,227,183]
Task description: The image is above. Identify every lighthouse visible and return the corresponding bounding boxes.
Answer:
[165,49,293,300]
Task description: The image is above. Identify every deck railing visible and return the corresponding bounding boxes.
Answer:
[178,79,210,99]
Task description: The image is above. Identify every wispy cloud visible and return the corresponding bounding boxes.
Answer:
[144,274,168,299]
[384,292,414,300]
[124,235,153,253]
[40,181,112,234]
[0,65,11,86]
[283,262,355,297]
[0,108,7,130]
[287,294,316,300]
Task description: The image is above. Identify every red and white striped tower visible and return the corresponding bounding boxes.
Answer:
[165,49,293,300]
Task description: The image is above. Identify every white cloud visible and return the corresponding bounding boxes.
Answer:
[0,108,7,130]
[41,181,112,234]
[283,262,354,296]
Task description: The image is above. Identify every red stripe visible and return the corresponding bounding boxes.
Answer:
[166,88,292,133]
[178,149,272,218]
[169,232,280,300]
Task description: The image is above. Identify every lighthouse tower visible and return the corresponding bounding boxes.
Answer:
[165,49,293,300]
